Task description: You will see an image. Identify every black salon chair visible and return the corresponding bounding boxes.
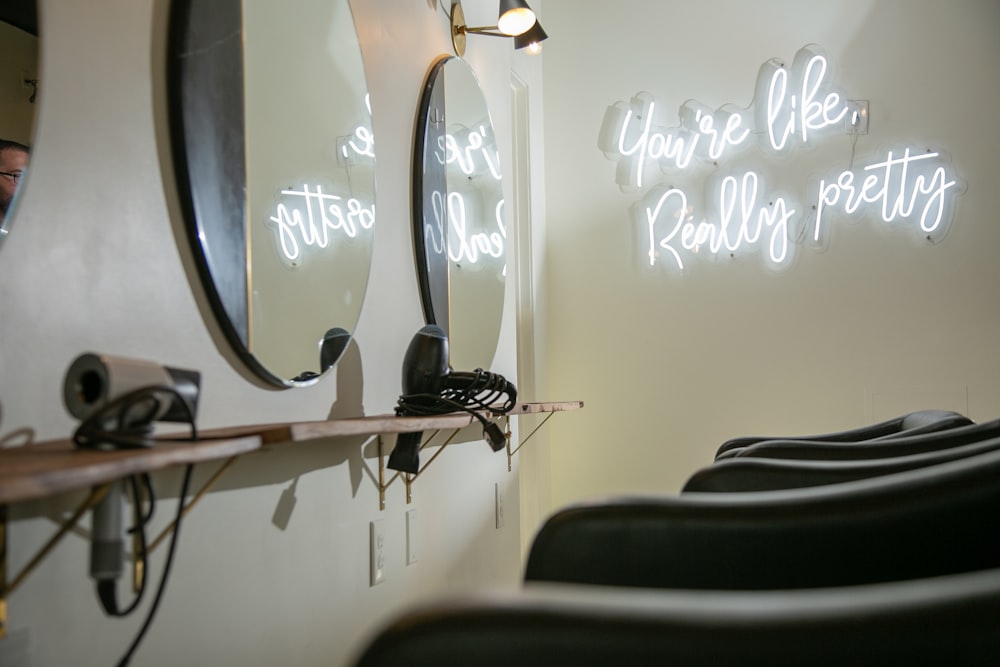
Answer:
[722,416,1000,461]
[714,409,972,460]
[683,434,1000,492]
[351,568,1000,667]
[524,448,1000,590]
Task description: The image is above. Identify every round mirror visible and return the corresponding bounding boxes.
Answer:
[413,56,506,371]
[168,0,375,386]
[0,1,39,244]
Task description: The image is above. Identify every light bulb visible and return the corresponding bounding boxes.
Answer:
[498,7,535,36]
[524,41,543,55]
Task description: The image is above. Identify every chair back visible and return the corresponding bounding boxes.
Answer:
[526,449,1000,590]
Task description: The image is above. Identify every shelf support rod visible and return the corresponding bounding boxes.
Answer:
[0,484,112,637]
[378,435,386,510]
[378,425,467,509]
[506,411,555,471]
[146,455,239,555]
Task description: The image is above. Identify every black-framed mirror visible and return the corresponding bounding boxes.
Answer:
[0,0,39,245]
[168,0,376,386]
[413,56,506,371]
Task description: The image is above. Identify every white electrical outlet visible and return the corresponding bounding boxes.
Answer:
[406,509,418,565]
[495,482,505,529]
[370,519,386,586]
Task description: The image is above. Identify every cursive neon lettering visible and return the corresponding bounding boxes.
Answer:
[267,184,374,264]
[814,150,958,241]
[641,173,795,270]
[601,43,963,273]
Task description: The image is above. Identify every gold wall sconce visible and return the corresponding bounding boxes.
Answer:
[451,0,548,57]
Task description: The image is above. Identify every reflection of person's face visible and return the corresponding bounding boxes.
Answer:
[0,148,29,217]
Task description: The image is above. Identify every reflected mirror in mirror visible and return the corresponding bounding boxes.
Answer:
[168,0,375,386]
[413,56,505,371]
[0,0,39,245]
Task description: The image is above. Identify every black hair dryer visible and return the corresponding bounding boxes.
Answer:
[388,325,516,474]
[388,325,450,473]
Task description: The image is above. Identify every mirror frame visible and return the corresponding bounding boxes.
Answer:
[167,0,263,379]
[0,0,39,245]
[167,0,375,387]
[412,56,451,331]
[411,55,507,370]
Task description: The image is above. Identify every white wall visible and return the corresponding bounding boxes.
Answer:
[0,1,539,665]
[540,0,1000,508]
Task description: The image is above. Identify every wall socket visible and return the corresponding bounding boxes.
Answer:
[370,519,386,586]
[495,482,505,529]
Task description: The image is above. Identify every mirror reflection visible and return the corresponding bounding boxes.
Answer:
[413,56,506,371]
[0,1,39,243]
[169,0,375,386]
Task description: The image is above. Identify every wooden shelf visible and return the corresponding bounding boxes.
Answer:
[0,401,583,505]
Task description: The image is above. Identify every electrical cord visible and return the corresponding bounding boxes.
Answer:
[395,368,517,451]
[116,463,194,667]
[69,384,199,665]
[73,384,198,450]
[97,473,155,617]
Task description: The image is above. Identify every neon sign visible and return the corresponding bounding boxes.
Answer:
[426,190,507,268]
[267,184,374,265]
[338,94,376,164]
[600,44,963,272]
[421,121,506,270]
[640,171,796,270]
[435,122,504,181]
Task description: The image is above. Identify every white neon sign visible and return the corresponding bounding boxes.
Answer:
[426,190,506,268]
[814,148,957,242]
[640,171,796,270]
[421,121,506,271]
[599,44,963,272]
[267,184,375,264]
[436,123,503,181]
[760,50,848,151]
[338,94,375,163]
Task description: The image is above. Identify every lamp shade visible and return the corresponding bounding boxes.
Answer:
[513,19,548,51]
[497,0,535,36]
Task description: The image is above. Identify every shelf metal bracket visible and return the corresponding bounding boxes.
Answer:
[2,455,241,630]
[0,484,112,639]
[505,411,555,472]
[378,427,467,510]
[375,404,578,509]
[131,455,240,591]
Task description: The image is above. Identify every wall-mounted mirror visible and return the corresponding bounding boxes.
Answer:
[0,0,39,245]
[168,0,375,386]
[413,56,506,371]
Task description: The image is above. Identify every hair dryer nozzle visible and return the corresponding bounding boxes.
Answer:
[387,431,423,473]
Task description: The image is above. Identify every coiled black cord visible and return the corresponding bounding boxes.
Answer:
[395,368,516,450]
[73,385,197,450]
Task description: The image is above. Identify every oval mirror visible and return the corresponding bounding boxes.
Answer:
[168,0,375,386]
[0,0,39,245]
[413,56,506,371]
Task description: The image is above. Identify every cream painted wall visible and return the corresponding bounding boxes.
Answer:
[540,0,1000,509]
[0,1,539,665]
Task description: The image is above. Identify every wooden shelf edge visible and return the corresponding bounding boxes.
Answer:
[0,401,583,505]
[0,435,262,505]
